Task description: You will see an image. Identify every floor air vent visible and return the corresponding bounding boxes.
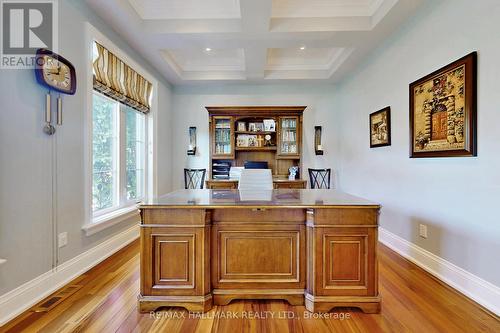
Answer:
[32,285,83,313]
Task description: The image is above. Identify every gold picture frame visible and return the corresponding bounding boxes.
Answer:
[409,52,477,157]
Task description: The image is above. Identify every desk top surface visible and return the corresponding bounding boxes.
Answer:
[140,189,379,208]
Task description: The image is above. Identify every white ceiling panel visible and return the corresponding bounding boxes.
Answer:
[267,48,344,70]
[271,0,381,18]
[129,0,241,19]
[164,48,245,72]
[86,0,425,84]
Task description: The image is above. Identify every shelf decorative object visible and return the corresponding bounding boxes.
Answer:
[187,126,197,155]
[289,166,299,180]
[264,134,272,146]
[314,126,324,155]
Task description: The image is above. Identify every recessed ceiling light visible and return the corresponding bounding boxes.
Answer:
[205,48,212,52]
[299,46,306,50]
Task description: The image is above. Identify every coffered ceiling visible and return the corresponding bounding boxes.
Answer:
[86,0,425,86]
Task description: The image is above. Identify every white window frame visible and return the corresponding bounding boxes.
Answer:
[83,23,158,236]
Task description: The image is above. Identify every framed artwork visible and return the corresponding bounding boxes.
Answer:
[248,123,257,132]
[247,135,258,147]
[255,123,264,132]
[409,52,477,157]
[237,135,249,147]
[370,107,391,148]
[237,122,246,132]
[263,119,276,132]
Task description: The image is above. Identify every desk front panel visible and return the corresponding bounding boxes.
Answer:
[139,199,380,313]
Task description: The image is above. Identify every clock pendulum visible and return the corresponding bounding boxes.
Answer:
[43,91,56,135]
[57,93,63,126]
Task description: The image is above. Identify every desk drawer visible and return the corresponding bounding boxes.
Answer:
[212,208,305,223]
[206,180,238,189]
[274,181,306,189]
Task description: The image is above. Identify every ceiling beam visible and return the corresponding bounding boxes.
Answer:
[240,0,272,79]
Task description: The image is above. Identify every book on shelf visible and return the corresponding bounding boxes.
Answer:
[282,130,296,142]
[281,143,297,154]
[215,121,231,129]
[281,119,296,129]
[215,143,231,154]
[215,130,231,142]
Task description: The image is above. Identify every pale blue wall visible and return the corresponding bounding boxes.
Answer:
[335,0,500,286]
[0,0,173,295]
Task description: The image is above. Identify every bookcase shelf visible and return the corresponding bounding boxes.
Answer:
[235,146,277,151]
[207,106,305,180]
[235,131,276,135]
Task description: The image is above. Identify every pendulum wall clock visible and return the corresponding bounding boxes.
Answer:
[35,48,77,135]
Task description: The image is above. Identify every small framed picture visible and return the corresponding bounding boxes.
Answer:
[237,122,246,132]
[248,123,257,132]
[236,135,249,147]
[248,135,258,147]
[255,123,264,131]
[263,119,275,132]
[370,107,391,148]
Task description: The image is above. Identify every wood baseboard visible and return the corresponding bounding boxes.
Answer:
[379,227,500,316]
[0,224,139,326]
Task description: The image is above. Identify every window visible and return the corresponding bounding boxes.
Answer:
[85,24,156,234]
[92,92,147,216]
[125,106,146,201]
[92,93,118,212]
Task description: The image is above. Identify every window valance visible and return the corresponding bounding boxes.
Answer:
[93,42,152,114]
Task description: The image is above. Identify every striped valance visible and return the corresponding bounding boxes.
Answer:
[93,42,152,114]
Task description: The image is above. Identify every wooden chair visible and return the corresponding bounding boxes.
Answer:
[184,169,206,189]
[308,168,331,189]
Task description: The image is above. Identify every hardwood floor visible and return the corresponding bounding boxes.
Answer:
[1,240,498,333]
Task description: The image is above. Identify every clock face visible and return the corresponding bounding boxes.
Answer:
[42,56,72,92]
[35,49,77,95]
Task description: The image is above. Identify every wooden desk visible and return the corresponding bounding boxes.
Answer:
[139,189,380,314]
[206,179,307,189]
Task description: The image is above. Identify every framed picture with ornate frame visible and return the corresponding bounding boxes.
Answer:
[370,106,391,148]
[409,52,477,158]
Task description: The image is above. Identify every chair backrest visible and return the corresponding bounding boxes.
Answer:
[308,168,331,189]
[184,169,206,189]
[238,169,273,190]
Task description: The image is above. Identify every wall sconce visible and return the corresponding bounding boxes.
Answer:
[187,126,196,155]
[315,126,323,155]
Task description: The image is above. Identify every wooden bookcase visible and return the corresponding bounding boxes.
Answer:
[207,106,306,181]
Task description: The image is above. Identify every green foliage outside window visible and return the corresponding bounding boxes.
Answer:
[92,95,145,213]
[92,94,115,211]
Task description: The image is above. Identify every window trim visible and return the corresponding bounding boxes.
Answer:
[83,23,158,235]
